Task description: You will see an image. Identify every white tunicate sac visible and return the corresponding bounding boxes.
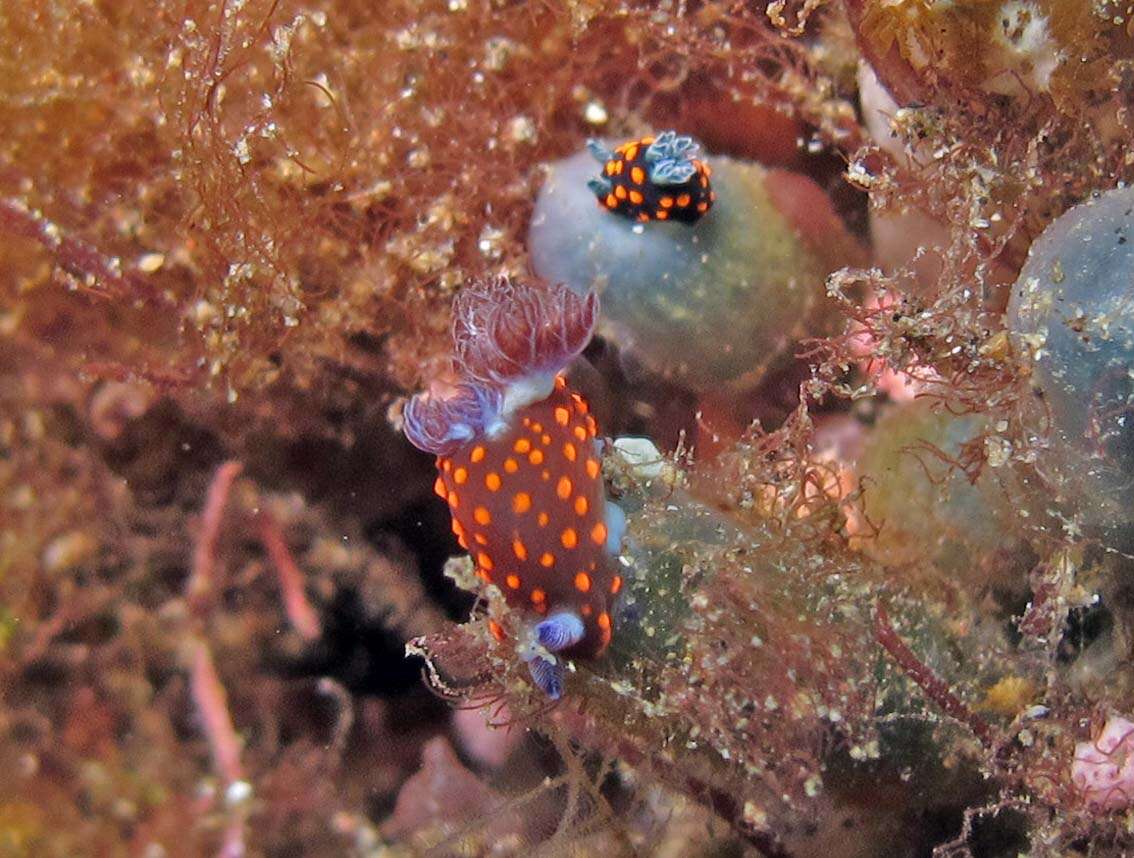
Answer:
[1008,185,1134,550]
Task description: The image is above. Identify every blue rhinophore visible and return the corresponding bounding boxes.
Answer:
[603,500,626,556]
[586,139,616,199]
[525,653,565,700]
[586,139,615,164]
[535,612,586,653]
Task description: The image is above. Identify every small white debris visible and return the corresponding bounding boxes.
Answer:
[613,436,673,482]
[478,225,505,260]
[137,252,165,273]
[583,101,608,125]
[225,780,253,806]
[233,137,252,165]
[506,115,536,145]
[743,801,768,828]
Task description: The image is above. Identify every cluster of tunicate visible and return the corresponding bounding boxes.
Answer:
[528,133,858,394]
[1008,186,1134,552]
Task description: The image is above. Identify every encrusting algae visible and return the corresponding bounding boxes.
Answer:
[5,0,1134,855]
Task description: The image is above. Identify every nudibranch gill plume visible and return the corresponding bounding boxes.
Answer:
[586,130,715,224]
[403,276,626,699]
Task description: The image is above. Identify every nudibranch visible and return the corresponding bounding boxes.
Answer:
[586,131,715,224]
[528,129,862,394]
[403,276,626,699]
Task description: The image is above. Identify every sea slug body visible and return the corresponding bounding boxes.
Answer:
[404,276,625,699]
[586,131,715,224]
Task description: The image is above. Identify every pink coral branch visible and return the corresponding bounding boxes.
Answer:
[188,460,245,613]
[189,638,250,857]
[219,819,247,858]
[256,510,322,642]
[186,459,255,854]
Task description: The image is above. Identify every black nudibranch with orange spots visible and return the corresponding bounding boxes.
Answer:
[586,131,715,224]
[403,276,626,699]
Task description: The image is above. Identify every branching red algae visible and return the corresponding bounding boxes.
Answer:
[874,601,994,749]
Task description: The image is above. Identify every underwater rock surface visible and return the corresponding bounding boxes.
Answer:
[529,147,844,393]
[1009,186,1134,551]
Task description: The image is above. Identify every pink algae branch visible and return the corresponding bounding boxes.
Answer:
[189,639,245,787]
[184,460,324,855]
[190,640,250,858]
[257,509,322,642]
[189,459,323,638]
[188,460,246,613]
[186,461,250,856]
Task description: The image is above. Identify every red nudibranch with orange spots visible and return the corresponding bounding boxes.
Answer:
[403,276,625,698]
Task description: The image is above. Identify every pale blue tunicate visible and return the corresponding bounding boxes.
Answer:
[1008,185,1134,549]
[528,146,833,393]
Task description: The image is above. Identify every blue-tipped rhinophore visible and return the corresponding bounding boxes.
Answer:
[534,612,586,653]
[526,654,566,700]
[587,176,613,197]
[586,139,615,164]
[585,141,616,198]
